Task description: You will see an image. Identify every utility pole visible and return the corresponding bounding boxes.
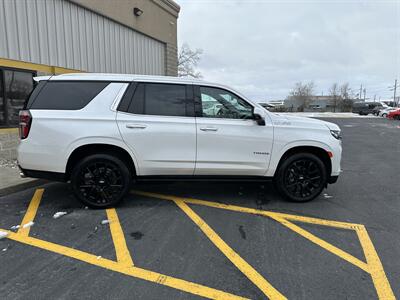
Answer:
[389,79,399,106]
[359,84,363,100]
[363,88,366,101]
[374,94,376,102]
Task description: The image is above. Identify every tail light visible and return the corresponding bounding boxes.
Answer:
[19,110,32,139]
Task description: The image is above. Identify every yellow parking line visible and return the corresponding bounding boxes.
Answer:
[270,216,369,273]
[132,191,368,272]
[2,229,247,300]
[355,226,395,300]
[106,208,134,267]
[133,191,395,298]
[18,188,44,236]
[132,191,360,230]
[173,198,287,300]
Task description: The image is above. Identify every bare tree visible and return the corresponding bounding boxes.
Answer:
[178,43,203,78]
[289,81,315,111]
[339,82,353,112]
[329,83,340,112]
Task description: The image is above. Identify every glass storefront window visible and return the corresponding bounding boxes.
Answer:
[0,71,4,126]
[0,69,35,127]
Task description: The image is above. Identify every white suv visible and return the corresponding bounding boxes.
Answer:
[18,73,342,207]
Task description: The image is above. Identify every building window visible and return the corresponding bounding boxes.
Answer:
[0,68,35,127]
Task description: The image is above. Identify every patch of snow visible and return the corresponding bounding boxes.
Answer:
[101,220,109,225]
[53,212,68,219]
[10,225,20,230]
[0,231,8,240]
[22,221,34,229]
[2,248,7,252]
[280,112,378,118]
[323,193,333,199]
[96,256,102,260]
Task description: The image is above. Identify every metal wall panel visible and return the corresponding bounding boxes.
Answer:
[0,0,166,75]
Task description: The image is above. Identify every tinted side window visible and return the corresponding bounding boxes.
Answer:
[30,81,109,110]
[128,83,145,114]
[117,83,137,112]
[129,83,187,117]
[24,81,46,109]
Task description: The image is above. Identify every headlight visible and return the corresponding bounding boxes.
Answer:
[330,130,342,140]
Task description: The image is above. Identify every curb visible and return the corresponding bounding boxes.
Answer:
[0,179,48,197]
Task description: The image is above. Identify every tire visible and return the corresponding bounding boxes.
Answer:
[71,154,131,208]
[382,113,387,118]
[275,153,327,202]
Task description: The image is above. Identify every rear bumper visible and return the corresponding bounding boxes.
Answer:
[19,166,66,182]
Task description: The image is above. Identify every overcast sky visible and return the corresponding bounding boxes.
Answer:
[176,0,400,102]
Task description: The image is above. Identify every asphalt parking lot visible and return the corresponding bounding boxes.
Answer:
[0,117,399,299]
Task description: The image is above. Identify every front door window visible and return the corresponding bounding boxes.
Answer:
[200,86,253,119]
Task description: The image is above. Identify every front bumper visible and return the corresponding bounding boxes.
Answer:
[328,175,339,184]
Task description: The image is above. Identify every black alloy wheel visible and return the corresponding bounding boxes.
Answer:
[71,154,131,208]
[275,153,327,202]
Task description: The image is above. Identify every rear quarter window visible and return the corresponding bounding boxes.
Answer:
[29,81,109,110]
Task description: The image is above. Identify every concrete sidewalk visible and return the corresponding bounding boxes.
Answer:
[0,161,44,196]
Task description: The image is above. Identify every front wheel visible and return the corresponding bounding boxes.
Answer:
[275,153,327,202]
[71,154,131,208]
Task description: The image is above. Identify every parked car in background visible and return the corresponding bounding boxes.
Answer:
[18,73,342,207]
[379,107,398,118]
[352,102,383,115]
[258,102,275,111]
[388,108,400,120]
[373,104,388,115]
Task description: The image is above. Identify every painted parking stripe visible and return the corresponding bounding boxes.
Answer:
[356,225,395,300]
[271,216,369,272]
[18,188,44,236]
[2,229,247,300]
[174,198,287,300]
[132,191,395,300]
[106,208,134,267]
[132,191,361,230]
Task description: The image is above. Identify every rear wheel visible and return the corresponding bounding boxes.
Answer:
[382,113,387,118]
[275,153,327,202]
[71,154,131,208]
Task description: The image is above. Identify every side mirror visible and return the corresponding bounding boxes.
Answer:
[253,107,266,126]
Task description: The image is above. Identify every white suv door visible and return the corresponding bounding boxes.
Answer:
[117,82,196,176]
[194,85,273,176]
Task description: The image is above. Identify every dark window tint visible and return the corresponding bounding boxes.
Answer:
[24,81,46,109]
[129,83,187,117]
[30,81,109,110]
[117,83,136,112]
[128,83,145,114]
